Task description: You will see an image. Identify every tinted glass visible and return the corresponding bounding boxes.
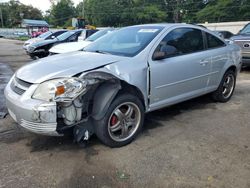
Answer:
[57,31,77,41]
[38,31,52,38]
[224,31,233,39]
[240,24,250,34]
[86,29,113,41]
[53,30,66,37]
[68,34,78,41]
[206,33,225,49]
[155,28,204,58]
[84,26,163,57]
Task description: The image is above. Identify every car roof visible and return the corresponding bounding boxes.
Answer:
[52,30,67,33]
[128,23,202,29]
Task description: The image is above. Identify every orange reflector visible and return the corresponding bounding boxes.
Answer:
[56,85,65,96]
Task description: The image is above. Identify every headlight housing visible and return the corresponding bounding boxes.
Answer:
[27,45,36,53]
[32,78,87,102]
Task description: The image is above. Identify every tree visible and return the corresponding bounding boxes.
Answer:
[163,0,206,23]
[76,0,168,27]
[196,0,250,22]
[0,0,43,28]
[50,0,76,27]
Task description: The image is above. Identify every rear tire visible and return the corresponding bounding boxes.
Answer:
[212,70,236,103]
[94,93,144,148]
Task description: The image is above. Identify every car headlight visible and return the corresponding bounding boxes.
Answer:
[32,78,87,102]
[28,46,36,53]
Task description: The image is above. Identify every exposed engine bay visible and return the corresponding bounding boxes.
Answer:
[55,72,121,145]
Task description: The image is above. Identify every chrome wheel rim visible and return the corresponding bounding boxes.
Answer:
[222,74,235,99]
[108,102,141,142]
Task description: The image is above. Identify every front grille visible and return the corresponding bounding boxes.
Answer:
[10,77,32,95]
[20,119,59,136]
[234,40,250,49]
[15,77,32,88]
[234,41,244,48]
[10,82,26,95]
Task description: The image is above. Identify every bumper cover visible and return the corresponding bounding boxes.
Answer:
[4,79,61,136]
[242,57,250,66]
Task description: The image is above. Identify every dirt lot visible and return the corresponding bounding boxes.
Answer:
[0,38,250,188]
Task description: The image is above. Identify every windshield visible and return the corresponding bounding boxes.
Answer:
[38,31,52,38]
[57,31,77,41]
[86,29,114,42]
[84,26,163,57]
[240,24,250,34]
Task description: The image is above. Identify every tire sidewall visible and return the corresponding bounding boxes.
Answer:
[94,93,145,148]
[215,70,236,102]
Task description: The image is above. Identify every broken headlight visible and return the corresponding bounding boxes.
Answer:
[32,78,87,102]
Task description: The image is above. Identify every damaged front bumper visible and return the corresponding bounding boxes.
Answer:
[4,79,61,136]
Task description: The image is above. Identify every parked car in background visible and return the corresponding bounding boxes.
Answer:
[49,28,115,55]
[230,23,250,66]
[23,30,67,51]
[14,31,29,37]
[31,27,49,38]
[26,29,85,59]
[77,29,98,41]
[214,30,234,39]
[5,24,241,147]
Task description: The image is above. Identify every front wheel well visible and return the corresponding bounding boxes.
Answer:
[119,81,145,110]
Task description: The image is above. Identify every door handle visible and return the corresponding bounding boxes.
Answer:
[199,60,209,66]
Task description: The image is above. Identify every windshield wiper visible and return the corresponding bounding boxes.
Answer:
[94,50,111,55]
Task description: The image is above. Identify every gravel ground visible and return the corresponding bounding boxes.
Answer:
[0,38,249,188]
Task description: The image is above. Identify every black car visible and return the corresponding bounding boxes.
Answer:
[26,29,86,59]
[23,30,67,50]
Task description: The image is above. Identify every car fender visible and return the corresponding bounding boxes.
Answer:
[212,44,240,87]
[91,81,121,120]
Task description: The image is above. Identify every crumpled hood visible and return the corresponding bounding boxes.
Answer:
[231,34,250,41]
[16,51,128,83]
[49,41,92,54]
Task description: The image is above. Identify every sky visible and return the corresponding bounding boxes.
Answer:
[0,0,82,13]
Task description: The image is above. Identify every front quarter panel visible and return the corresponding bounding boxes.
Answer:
[79,53,149,109]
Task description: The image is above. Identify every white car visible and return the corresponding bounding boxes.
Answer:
[49,29,115,55]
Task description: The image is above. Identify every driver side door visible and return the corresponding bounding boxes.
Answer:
[148,27,211,110]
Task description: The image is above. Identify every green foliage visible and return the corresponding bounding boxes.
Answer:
[0,0,43,28]
[196,0,250,22]
[1,0,250,28]
[49,0,76,27]
[74,0,250,26]
[82,0,168,27]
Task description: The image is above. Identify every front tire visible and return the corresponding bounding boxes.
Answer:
[94,93,144,147]
[212,70,236,102]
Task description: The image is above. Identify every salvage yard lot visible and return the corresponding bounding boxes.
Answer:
[0,38,250,188]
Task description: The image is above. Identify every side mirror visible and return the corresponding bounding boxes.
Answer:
[51,36,55,39]
[153,44,178,60]
[153,51,167,60]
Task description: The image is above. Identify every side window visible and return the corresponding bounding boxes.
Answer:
[154,28,204,59]
[206,32,226,49]
[68,34,77,42]
[54,31,64,37]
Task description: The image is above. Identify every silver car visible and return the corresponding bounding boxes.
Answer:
[231,23,250,66]
[5,24,241,147]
